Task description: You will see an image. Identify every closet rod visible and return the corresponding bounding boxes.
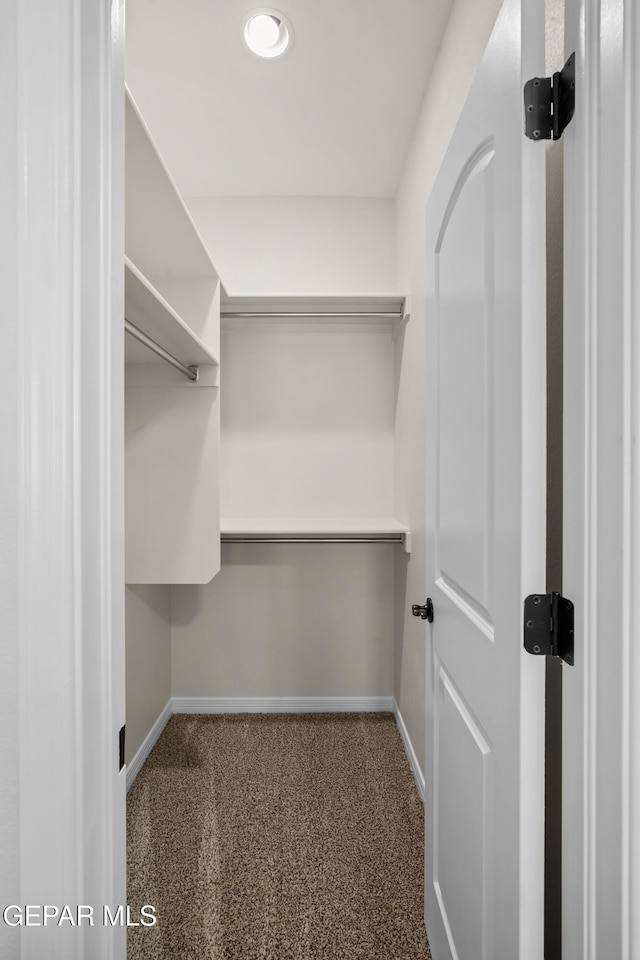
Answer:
[221,311,402,320]
[221,536,404,544]
[124,318,199,382]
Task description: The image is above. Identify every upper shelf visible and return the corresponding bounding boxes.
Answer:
[220,293,410,335]
[124,258,219,366]
[125,87,221,365]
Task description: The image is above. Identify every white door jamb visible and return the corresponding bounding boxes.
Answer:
[2,2,126,957]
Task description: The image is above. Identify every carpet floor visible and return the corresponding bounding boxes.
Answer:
[127,713,431,959]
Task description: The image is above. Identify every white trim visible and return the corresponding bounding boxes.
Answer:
[627,3,640,953]
[172,696,394,714]
[519,4,547,958]
[564,0,640,954]
[8,2,125,957]
[393,700,425,803]
[126,700,173,792]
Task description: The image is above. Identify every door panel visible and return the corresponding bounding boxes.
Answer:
[423,1,546,958]
[436,141,495,634]
[434,661,492,960]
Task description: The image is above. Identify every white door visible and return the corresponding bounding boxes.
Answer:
[423,1,547,958]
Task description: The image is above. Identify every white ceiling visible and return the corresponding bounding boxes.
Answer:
[125,0,454,198]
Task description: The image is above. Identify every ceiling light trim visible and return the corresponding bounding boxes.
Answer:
[243,8,293,59]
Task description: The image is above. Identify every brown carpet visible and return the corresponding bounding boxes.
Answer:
[127,713,431,959]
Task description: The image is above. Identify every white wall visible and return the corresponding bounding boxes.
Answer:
[220,323,395,519]
[125,586,172,762]
[172,198,397,702]
[171,544,394,698]
[392,0,503,773]
[187,196,396,294]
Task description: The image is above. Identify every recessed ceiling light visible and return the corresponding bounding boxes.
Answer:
[243,8,293,59]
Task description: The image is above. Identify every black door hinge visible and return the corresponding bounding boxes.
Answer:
[524,592,574,665]
[524,52,575,141]
[119,724,126,771]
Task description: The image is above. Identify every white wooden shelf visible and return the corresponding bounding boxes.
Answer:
[220,293,410,337]
[221,517,410,551]
[125,87,220,360]
[124,86,221,585]
[125,258,219,367]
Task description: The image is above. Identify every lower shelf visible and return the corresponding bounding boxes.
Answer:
[220,517,410,552]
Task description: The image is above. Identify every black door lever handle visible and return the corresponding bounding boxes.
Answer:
[412,598,434,623]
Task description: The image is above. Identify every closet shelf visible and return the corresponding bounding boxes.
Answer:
[220,293,410,333]
[221,517,410,550]
[125,258,219,367]
[124,87,221,585]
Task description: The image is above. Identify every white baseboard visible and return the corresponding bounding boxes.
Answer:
[172,696,394,714]
[126,699,173,792]
[393,699,425,803]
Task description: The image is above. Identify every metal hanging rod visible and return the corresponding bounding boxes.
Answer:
[221,536,404,544]
[221,311,402,320]
[125,318,199,382]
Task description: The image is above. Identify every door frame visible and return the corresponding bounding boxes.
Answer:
[563,0,640,955]
[1,1,126,957]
